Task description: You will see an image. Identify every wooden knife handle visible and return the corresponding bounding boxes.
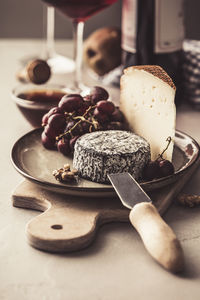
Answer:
[129,202,184,273]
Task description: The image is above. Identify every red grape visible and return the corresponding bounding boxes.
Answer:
[48,106,64,117]
[97,100,115,115]
[66,120,90,135]
[70,136,80,152]
[80,121,90,133]
[111,108,124,122]
[77,101,90,115]
[66,120,76,130]
[42,113,49,126]
[106,122,123,130]
[89,86,109,104]
[142,159,174,181]
[44,124,57,139]
[58,94,84,112]
[142,160,162,181]
[93,108,109,123]
[42,107,64,127]
[65,120,80,136]
[57,139,71,155]
[48,113,66,131]
[158,159,174,177]
[41,131,55,149]
[83,95,92,106]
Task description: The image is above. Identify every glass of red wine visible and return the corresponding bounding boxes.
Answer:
[42,0,118,93]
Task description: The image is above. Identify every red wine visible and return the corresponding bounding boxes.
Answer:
[17,90,66,128]
[18,90,66,104]
[121,0,185,104]
[42,0,117,21]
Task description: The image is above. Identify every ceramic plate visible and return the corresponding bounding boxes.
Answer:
[11,128,200,197]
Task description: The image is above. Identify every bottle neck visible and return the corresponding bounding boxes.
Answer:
[136,0,155,64]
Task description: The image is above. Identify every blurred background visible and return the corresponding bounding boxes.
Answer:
[0,0,199,40]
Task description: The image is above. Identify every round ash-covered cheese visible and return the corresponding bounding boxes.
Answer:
[73,130,150,184]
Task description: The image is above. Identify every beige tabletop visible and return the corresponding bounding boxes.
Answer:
[1,39,200,300]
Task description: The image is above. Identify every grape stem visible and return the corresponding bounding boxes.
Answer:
[157,136,172,160]
[56,105,97,140]
[73,116,93,125]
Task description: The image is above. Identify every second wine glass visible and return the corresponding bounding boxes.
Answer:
[44,5,75,74]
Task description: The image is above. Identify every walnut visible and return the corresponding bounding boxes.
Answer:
[176,194,200,207]
[63,163,70,171]
[53,165,78,183]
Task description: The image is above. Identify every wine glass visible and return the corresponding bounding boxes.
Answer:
[20,5,75,74]
[44,5,75,74]
[41,0,118,93]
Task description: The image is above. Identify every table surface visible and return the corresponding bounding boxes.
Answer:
[1,39,200,300]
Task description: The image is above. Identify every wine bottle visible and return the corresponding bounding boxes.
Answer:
[121,0,185,104]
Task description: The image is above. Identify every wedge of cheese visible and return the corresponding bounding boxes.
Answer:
[120,65,176,161]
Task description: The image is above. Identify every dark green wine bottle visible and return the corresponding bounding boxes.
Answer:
[121,0,185,104]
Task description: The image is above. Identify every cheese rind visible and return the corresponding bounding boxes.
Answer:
[120,65,176,161]
[73,130,150,183]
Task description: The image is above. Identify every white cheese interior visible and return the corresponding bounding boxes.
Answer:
[120,69,176,161]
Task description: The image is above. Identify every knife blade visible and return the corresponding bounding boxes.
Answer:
[108,173,151,209]
[108,173,184,273]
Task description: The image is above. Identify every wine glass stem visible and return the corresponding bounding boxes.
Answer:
[72,21,85,89]
[46,6,56,59]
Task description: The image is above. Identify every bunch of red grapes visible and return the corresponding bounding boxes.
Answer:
[41,86,125,156]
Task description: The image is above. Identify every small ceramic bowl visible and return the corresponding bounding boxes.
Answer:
[11,83,68,128]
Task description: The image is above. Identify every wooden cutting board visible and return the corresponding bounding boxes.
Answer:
[12,160,199,253]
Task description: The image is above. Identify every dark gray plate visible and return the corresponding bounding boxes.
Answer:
[11,128,200,197]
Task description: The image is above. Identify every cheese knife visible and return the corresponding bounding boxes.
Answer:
[108,172,184,273]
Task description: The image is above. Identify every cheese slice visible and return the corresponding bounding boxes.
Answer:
[120,65,176,161]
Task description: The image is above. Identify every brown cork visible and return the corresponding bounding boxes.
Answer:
[27,59,51,84]
[124,65,176,90]
[17,59,51,85]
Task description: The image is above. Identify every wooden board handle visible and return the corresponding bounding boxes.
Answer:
[26,207,99,253]
[129,202,184,273]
